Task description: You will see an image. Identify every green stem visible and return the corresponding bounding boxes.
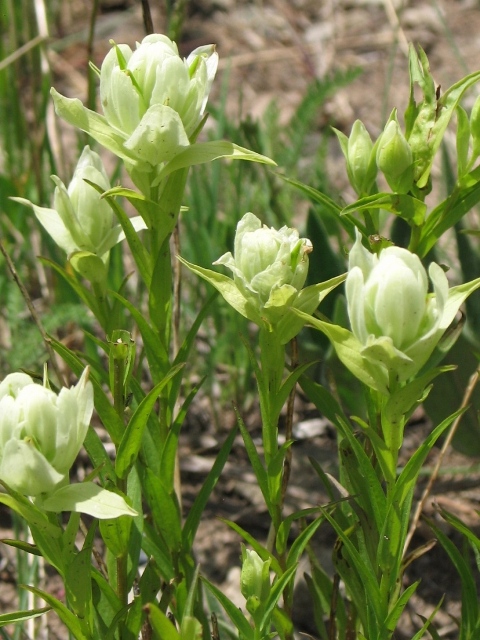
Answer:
[258,328,285,463]
[111,339,129,606]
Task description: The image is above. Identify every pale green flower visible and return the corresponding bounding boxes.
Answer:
[0,369,93,496]
[240,547,271,616]
[14,146,146,262]
[51,35,218,171]
[179,212,345,343]
[214,212,312,311]
[13,146,146,286]
[344,231,480,390]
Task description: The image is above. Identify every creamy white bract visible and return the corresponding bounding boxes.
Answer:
[0,369,93,496]
[214,212,312,321]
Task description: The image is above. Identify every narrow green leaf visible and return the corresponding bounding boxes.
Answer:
[334,416,387,532]
[102,194,152,288]
[115,364,183,479]
[21,586,91,640]
[417,169,480,257]
[0,607,51,627]
[286,515,325,570]
[385,581,419,631]
[320,508,383,624]
[141,522,175,581]
[182,425,237,550]
[220,519,282,575]
[259,563,297,634]
[145,602,181,640]
[65,546,93,619]
[234,408,271,512]
[141,468,182,553]
[0,538,42,556]
[456,105,471,177]
[201,578,254,640]
[155,140,276,182]
[426,518,479,636]
[39,257,104,323]
[161,381,204,491]
[340,192,427,226]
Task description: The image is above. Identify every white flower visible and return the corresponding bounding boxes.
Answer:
[51,35,218,171]
[214,212,312,316]
[0,369,93,496]
[346,232,474,388]
[179,212,345,343]
[13,146,146,266]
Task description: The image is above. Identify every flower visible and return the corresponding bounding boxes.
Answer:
[51,35,218,171]
[214,212,312,313]
[0,368,93,496]
[376,115,414,193]
[179,212,345,343]
[295,231,480,395]
[15,146,145,260]
[345,232,480,390]
[240,547,271,616]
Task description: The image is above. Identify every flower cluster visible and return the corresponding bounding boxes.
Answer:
[51,35,218,172]
[0,369,93,496]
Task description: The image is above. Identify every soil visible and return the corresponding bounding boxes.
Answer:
[3,0,480,638]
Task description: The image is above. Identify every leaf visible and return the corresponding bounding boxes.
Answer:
[292,309,389,394]
[416,166,480,257]
[258,563,297,635]
[456,105,471,177]
[100,192,152,288]
[42,482,137,518]
[0,607,51,627]
[285,515,325,570]
[115,364,183,479]
[177,256,264,326]
[145,602,181,640]
[154,140,276,183]
[141,468,182,553]
[426,518,479,636]
[320,507,383,626]
[234,408,271,514]
[65,546,93,619]
[340,192,427,226]
[39,257,105,324]
[384,581,419,631]
[201,578,254,640]
[220,519,282,575]
[21,586,91,640]
[50,89,140,168]
[276,273,347,344]
[100,515,132,558]
[182,425,237,551]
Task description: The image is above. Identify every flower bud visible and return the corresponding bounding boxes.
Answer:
[346,120,377,195]
[214,212,312,323]
[240,547,271,612]
[0,369,93,496]
[376,117,413,193]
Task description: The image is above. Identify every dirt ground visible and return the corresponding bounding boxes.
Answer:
[3,0,480,637]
